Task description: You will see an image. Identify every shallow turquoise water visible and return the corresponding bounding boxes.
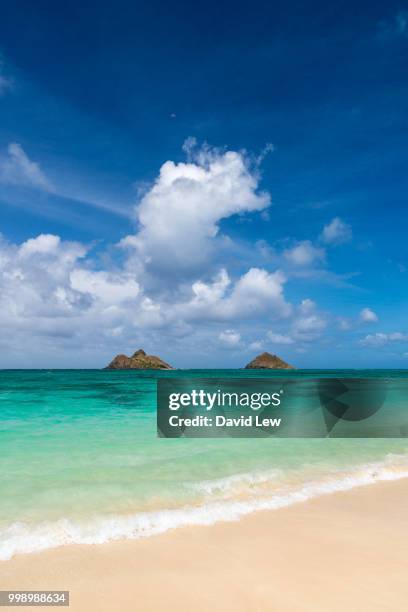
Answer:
[0,369,407,559]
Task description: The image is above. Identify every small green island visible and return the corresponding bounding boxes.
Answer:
[106,349,174,370]
[244,352,294,370]
[105,349,294,370]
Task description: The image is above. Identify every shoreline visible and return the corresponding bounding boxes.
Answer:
[1,478,407,611]
[2,460,408,560]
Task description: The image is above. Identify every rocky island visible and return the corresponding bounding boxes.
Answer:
[106,349,173,370]
[244,351,294,370]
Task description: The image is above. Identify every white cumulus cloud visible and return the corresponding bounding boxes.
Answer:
[121,141,270,275]
[70,269,141,305]
[267,332,294,345]
[291,299,327,342]
[0,230,296,365]
[219,329,241,347]
[320,217,352,245]
[0,141,345,366]
[177,268,291,322]
[283,240,325,267]
[359,307,378,323]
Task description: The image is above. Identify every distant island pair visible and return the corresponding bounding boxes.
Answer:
[106,349,294,370]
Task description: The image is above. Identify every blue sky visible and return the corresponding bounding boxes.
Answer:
[0,0,407,367]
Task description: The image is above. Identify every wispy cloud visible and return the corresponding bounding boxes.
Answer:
[359,332,407,347]
[0,57,12,96]
[0,143,53,191]
[0,142,132,220]
[378,11,408,39]
[0,74,12,96]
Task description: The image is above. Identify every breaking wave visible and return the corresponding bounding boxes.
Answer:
[1,454,408,561]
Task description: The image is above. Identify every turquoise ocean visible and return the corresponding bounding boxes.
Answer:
[1,369,408,560]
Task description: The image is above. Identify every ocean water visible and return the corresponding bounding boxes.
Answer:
[0,369,407,560]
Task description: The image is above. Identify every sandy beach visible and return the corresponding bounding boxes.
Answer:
[1,478,407,611]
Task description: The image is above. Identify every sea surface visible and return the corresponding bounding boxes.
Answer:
[1,369,407,560]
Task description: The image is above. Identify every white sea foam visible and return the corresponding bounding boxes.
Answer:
[1,457,408,561]
[190,469,283,495]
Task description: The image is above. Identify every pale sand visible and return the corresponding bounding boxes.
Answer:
[1,479,408,611]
